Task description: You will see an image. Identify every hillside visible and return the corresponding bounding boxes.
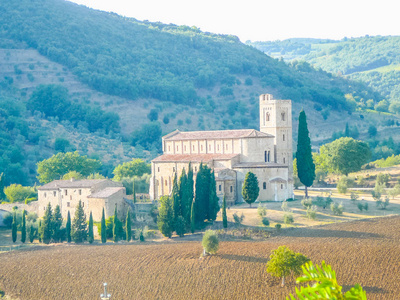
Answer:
[0,216,399,299]
[0,0,398,187]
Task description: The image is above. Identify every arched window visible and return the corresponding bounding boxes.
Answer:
[218,185,222,192]
[263,182,267,189]
[268,151,270,162]
[281,112,285,121]
[283,157,286,164]
[264,151,267,162]
[266,112,270,122]
[230,186,233,193]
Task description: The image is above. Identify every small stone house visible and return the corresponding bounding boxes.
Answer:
[37,179,127,221]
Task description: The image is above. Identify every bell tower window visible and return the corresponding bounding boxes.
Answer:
[266,112,270,122]
[281,112,285,121]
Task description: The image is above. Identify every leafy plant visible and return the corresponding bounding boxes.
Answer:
[330,202,344,216]
[257,203,267,217]
[233,212,245,225]
[287,261,367,300]
[202,230,219,255]
[306,205,317,220]
[301,197,313,209]
[283,213,294,225]
[262,217,270,226]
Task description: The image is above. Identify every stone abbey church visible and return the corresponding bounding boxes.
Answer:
[149,93,294,206]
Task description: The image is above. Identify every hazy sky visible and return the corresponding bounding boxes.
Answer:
[68,0,399,42]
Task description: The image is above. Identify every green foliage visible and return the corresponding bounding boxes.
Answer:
[376,173,390,187]
[350,192,359,202]
[190,200,195,234]
[301,197,313,209]
[66,211,71,243]
[222,195,228,229]
[306,206,318,220]
[376,196,390,210]
[112,206,123,242]
[88,211,94,244]
[112,159,151,181]
[54,138,72,153]
[287,261,367,300]
[28,224,37,243]
[262,217,270,226]
[296,110,315,194]
[130,122,162,151]
[71,200,87,243]
[266,246,310,286]
[157,196,174,238]
[12,211,17,243]
[275,223,282,231]
[337,176,355,194]
[62,171,84,180]
[372,154,400,168]
[319,137,370,176]
[330,202,344,216]
[257,203,267,217]
[52,205,63,242]
[357,202,368,212]
[3,184,36,203]
[281,201,291,212]
[388,183,400,199]
[100,208,106,243]
[283,213,294,225]
[233,212,245,225]
[175,216,186,237]
[202,230,219,255]
[242,172,259,207]
[126,209,132,242]
[41,202,53,244]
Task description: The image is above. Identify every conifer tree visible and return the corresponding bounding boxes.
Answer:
[113,205,120,243]
[66,211,71,243]
[296,110,315,198]
[88,211,94,244]
[38,219,42,243]
[178,167,190,227]
[21,209,26,243]
[71,200,87,243]
[172,172,180,227]
[12,211,17,243]
[222,195,228,229]
[28,224,36,243]
[157,195,174,238]
[242,172,259,208]
[208,170,220,221]
[194,163,209,223]
[186,163,194,225]
[190,200,195,234]
[52,205,63,242]
[126,209,132,242]
[101,208,106,243]
[41,202,53,244]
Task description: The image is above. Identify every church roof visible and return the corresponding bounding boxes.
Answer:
[38,179,111,190]
[163,129,273,141]
[88,187,125,199]
[152,153,239,163]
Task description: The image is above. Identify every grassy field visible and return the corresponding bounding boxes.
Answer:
[0,216,399,299]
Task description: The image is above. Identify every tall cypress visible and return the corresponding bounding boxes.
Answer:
[66,211,71,243]
[113,205,119,243]
[21,209,26,243]
[41,202,53,244]
[52,205,63,242]
[222,195,228,229]
[88,211,94,244]
[190,200,195,234]
[101,208,106,243]
[194,163,208,223]
[171,172,180,226]
[38,219,42,243]
[157,196,174,238]
[186,163,194,225]
[178,168,190,227]
[29,224,36,243]
[296,109,315,198]
[12,211,17,243]
[71,200,87,243]
[208,170,220,221]
[126,209,132,242]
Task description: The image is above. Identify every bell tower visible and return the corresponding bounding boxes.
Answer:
[259,93,292,174]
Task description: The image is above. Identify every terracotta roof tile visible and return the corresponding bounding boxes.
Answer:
[163,129,273,141]
[152,153,239,163]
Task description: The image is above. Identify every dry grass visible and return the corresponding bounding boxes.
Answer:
[0,216,399,299]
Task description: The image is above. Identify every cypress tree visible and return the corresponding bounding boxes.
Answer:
[52,205,63,242]
[157,196,174,238]
[28,224,36,243]
[296,110,315,198]
[113,205,120,242]
[190,200,195,234]
[126,209,132,242]
[186,163,194,225]
[21,209,26,243]
[222,195,228,229]
[38,219,42,243]
[344,122,350,137]
[88,211,94,244]
[66,211,71,243]
[171,172,180,226]
[12,211,17,243]
[71,200,87,243]
[208,170,220,221]
[101,208,106,243]
[178,168,190,227]
[194,163,208,223]
[41,202,53,244]
[242,172,260,208]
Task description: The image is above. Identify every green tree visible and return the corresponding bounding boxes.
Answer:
[66,211,71,243]
[202,230,219,255]
[52,205,63,242]
[126,209,132,242]
[112,158,151,181]
[287,261,367,300]
[21,209,26,243]
[101,208,106,243]
[178,167,191,228]
[186,163,194,225]
[175,215,186,237]
[222,194,228,229]
[208,170,220,221]
[266,246,310,287]
[71,200,87,243]
[12,211,17,243]
[157,195,174,238]
[113,205,121,243]
[88,211,94,244]
[133,179,136,203]
[37,151,102,183]
[38,219,42,243]
[296,110,315,197]
[242,172,259,207]
[27,84,69,118]
[41,203,53,244]
[28,224,36,243]
[62,171,84,180]
[171,172,181,226]
[320,137,370,176]
[190,200,195,234]
[3,184,36,203]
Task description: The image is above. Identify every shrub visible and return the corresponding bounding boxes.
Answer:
[350,192,359,203]
[281,201,291,212]
[357,202,364,212]
[283,213,294,225]
[275,224,282,231]
[262,217,270,226]
[337,176,354,194]
[0,288,4,297]
[376,173,390,187]
[257,203,267,217]
[175,216,186,237]
[202,230,219,255]
[376,196,390,209]
[233,212,244,225]
[314,196,325,207]
[306,205,318,220]
[301,197,313,209]
[330,202,344,216]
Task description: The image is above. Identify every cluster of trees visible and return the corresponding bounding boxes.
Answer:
[27,85,120,134]
[158,163,220,238]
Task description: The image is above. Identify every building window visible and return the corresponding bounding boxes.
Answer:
[65,190,68,196]
[67,202,70,207]
[195,166,197,172]
[79,189,82,195]
[158,167,160,172]
[173,167,175,172]
[283,134,285,141]
[283,157,286,164]
[184,146,186,151]
[263,182,267,189]
[53,191,56,197]
[230,186,233,193]
[218,185,221,192]
[226,144,228,150]
[209,145,211,151]
[281,184,284,189]
[44,192,47,198]
[281,112,285,121]
[266,112,270,122]
[265,151,270,162]
[217,145,220,151]
[201,145,203,151]
[193,145,195,151]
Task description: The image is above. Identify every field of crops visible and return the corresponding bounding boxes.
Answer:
[0,216,399,299]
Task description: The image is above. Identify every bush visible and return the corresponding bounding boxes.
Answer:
[281,201,291,212]
[350,192,359,203]
[175,216,186,237]
[283,213,294,225]
[357,202,369,212]
[301,197,313,209]
[306,205,318,220]
[233,212,244,225]
[275,224,282,231]
[337,176,354,194]
[376,196,390,209]
[262,217,270,226]
[202,230,219,255]
[257,203,267,217]
[330,202,344,215]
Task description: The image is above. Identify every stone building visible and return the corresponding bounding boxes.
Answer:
[149,93,293,206]
[37,179,126,221]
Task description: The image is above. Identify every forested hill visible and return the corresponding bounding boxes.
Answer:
[0,0,379,111]
[248,36,400,105]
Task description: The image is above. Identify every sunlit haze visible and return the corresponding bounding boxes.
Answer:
[68,0,399,42]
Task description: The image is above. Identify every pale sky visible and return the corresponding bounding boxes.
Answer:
[68,0,399,42]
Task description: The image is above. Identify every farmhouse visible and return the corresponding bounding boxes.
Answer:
[149,93,294,206]
[37,179,127,221]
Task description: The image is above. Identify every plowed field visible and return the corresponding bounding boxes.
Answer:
[1,216,399,299]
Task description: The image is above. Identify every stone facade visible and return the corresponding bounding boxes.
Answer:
[37,179,127,221]
[150,93,294,205]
